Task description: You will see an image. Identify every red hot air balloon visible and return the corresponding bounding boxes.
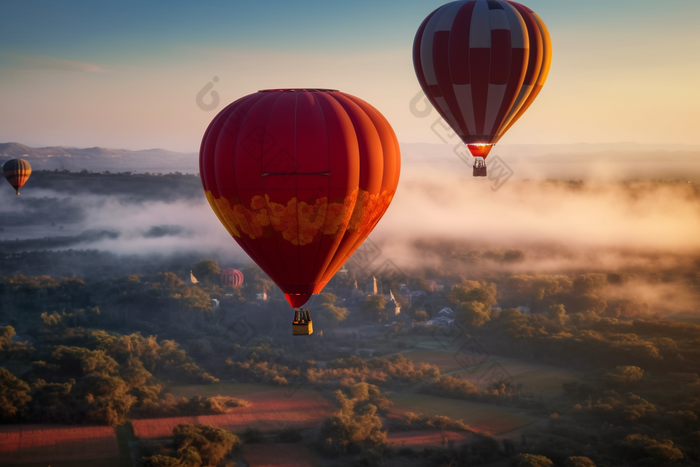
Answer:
[413,0,552,176]
[200,89,400,335]
[221,268,244,288]
[3,159,32,195]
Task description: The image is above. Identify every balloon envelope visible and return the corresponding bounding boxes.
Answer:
[3,159,32,195]
[413,0,551,158]
[221,268,244,288]
[200,89,400,308]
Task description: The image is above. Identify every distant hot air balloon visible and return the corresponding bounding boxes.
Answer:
[3,159,32,195]
[413,0,551,176]
[200,89,400,335]
[221,268,244,288]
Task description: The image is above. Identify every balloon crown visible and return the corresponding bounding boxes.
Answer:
[258,88,339,93]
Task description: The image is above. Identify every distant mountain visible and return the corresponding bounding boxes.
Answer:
[400,142,700,180]
[401,142,700,162]
[0,143,198,173]
[2,141,699,180]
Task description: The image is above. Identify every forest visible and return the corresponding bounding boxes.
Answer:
[1,172,699,467]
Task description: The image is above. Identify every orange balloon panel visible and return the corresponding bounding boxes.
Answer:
[200,89,400,308]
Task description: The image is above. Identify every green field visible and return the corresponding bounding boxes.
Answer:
[452,357,579,394]
[402,347,578,395]
[389,394,535,435]
[402,349,469,372]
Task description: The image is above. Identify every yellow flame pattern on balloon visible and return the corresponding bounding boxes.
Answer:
[205,188,394,246]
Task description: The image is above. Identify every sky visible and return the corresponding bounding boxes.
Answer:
[1,0,699,152]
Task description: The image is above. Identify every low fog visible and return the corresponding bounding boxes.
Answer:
[376,165,700,265]
[1,151,699,270]
[0,187,235,257]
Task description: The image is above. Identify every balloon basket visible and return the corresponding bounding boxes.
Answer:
[292,309,313,336]
[473,158,487,177]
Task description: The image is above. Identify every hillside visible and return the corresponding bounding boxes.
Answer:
[0,142,198,173]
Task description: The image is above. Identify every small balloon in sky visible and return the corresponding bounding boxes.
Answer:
[3,159,32,195]
[413,0,552,177]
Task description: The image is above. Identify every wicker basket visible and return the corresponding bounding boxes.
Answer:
[292,309,313,336]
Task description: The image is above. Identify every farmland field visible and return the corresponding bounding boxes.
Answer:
[133,383,334,439]
[0,424,121,466]
[403,348,578,394]
[389,394,535,435]
[387,430,470,448]
[402,349,467,372]
[451,357,578,394]
[243,443,318,467]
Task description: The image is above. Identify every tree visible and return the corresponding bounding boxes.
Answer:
[318,293,338,305]
[423,375,479,399]
[361,295,387,322]
[572,274,607,295]
[0,325,15,350]
[547,304,567,326]
[172,424,240,466]
[318,384,387,455]
[414,310,429,322]
[315,293,349,323]
[192,259,221,284]
[50,346,119,379]
[623,434,683,464]
[79,374,137,426]
[456,301,492,327]
[0,368,31,420]
[450,280,497,307]
[178,285,212,314]
[143,455,182,467]
[565,457,596,467]
[450,281,497,327]
[23,379,75,423]
[242,265,273,301]
[155,272,185,290]
[467,434,502,463]
[605,366,644,387]
[315,303,349,329]
[512,454,554,467]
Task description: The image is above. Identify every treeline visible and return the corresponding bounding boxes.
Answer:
[17,170,202,202]
[140,424,241,467]
[403,279,700,465]
[0,325,219,426]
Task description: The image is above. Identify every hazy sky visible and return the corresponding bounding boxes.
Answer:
[1,0,699,151]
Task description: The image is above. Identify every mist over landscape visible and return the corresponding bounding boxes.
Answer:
[2,144,700,467]
[3,141,700,267]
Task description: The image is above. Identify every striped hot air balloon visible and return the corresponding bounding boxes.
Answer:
[221,268,244,288]
[200,89,400,334]
[413,0,552,176]
[3,159,32,195]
